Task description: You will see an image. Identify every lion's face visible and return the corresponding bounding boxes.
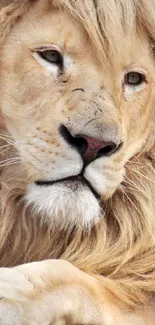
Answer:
[0,2,155,228]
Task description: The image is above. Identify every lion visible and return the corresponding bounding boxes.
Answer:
[0,0,155,323]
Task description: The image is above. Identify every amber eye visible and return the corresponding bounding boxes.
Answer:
[125,71,145,86]
[38,50,63,68]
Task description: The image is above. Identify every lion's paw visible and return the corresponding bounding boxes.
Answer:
[0,260,105,325]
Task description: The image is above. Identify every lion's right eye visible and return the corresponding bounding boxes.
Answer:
[38,50,63,68]
[124,71,145,86]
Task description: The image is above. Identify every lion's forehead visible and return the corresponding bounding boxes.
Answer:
[8,7,88,59]
[3,1,154,74]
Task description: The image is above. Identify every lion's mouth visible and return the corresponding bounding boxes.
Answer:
[35,175,99,198]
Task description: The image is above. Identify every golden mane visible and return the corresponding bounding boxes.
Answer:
[1,0,155,309]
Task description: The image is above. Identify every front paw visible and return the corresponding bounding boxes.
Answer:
[0,260,105,325]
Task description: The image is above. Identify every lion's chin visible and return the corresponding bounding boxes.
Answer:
[25,176,101,230]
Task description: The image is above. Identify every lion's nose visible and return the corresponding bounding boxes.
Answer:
[77,135,118,164]
[59,125,121,165]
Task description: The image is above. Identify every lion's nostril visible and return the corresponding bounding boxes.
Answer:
[80,136,118,164]
[97,143,119,157]
[59,125,87,154]
[59,124,122,165]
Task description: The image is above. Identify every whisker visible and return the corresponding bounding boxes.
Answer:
[0,157,21,163]
[0,144,13,149]
[0,134,14,141]
[124,176,155,216]
[118,184,142,217]
[0,133,13,138]
[129,168,155,186]
[0,161,22,168]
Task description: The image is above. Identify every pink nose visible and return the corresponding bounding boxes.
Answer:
[59,125,119,165]
[79,135,117,165]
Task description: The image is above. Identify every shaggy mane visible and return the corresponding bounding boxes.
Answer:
[1,0,155,309]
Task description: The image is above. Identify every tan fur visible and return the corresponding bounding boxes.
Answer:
[1,0,155,323]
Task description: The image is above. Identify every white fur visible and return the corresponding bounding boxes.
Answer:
[124,82,146,99]
[25,156,124,228]
[26,181,101,229]
[84,158,124,196]
[19,140,83,182]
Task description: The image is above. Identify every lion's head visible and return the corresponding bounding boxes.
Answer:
[1,0,155,308]
[1,0,155,230]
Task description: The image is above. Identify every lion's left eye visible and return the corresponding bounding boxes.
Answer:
[38,50,63,68]
[125,71,145,86]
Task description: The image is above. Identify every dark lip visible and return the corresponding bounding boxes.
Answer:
[35,175,99,199]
